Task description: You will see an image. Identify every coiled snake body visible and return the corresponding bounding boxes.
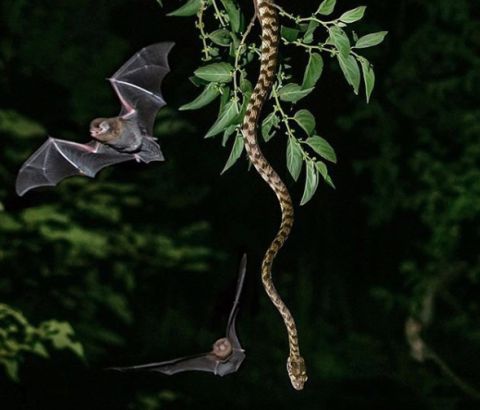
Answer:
[242,0,308,390]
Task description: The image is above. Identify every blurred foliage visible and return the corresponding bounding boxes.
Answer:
[0,303,83,381]
[0,0,479,409]
[349,0,480,401]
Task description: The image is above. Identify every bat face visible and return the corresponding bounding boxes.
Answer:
[16,42,174,196]
[89,118,115,140]
[110,254,248,378]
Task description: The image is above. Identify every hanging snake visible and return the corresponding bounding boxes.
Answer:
[242,0,308,390]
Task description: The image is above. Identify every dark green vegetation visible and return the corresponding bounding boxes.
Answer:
[1,0,480,409]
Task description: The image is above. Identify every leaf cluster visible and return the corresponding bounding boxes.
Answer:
[167,0,387,204]
[0,304,83,381]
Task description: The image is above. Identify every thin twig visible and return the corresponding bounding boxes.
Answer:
[428,349,480,400]
[211,0,227,27]
[196,0,211,61]
[233,14,257,100]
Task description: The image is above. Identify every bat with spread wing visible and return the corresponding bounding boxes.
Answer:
[16,42,174,196]
[111,255,247,377]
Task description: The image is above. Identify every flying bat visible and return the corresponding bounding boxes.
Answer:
[16,42,175,196]
[111,255,247,377]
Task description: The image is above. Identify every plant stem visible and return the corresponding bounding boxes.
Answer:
[272,3,331,29]
[233,14,256,100]
[197,1,211,61]
[211,0,227,27]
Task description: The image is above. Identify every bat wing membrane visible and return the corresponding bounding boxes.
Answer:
[226,254,247,350]
[111,353,218,375]
[109,42,174,135]
[113,42,173,78]
[16,138,134,196]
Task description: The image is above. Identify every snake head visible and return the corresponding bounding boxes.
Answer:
[287,356,308,390]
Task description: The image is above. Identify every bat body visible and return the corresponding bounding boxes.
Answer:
[111,255,247,377]
[16,42,174,196]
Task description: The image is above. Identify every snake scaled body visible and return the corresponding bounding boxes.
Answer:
[242,0,308,390]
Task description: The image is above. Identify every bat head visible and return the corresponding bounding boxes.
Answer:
[90,117,116,141]
[212,337,233,360]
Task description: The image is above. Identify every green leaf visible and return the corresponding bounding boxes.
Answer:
[32,342,49,358]
[179,84,220,111]
[1,359,19,382]
[240,76,253,95]
[337,53,361,94]
[306,136,337,163]
[167,0,202,17]
[220,0,241,32]
[286,138,303,181]
[261,111,280,142]
[278,83,314,103]
[315,161,328,179]
[221,134,245,174]
[222,125,237,146]
[219,86,231,112]
[302,52,324,89]
[194,62,234,83]
[237,80,253,121]
[189,75,208,87]
[325,174,336,189]
[339,6,366,23]
[315,160,335,188]
[300,161,319,206]
[294,109,316,136]
[223,125,237,146]
[316,0,336,16]
[205,100,239,138]
[303,20,320,44]
[209,29,232,46]
[329,26,350,57]
[354,31,388,48]
[281,26,300,42]
[42,321,85,359]
[68,342,85,358]
[0,110,45,137]
[359,57,375,103]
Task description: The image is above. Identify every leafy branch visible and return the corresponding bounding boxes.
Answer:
[165,0,387,204]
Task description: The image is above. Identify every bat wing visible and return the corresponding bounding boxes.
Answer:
[111,351,244,377]
[225,254,247,350]
[16,138,134,196]
[111,352,220,375]
[109,42,174,136]
[110,255,248,378]
[216,350,246,376]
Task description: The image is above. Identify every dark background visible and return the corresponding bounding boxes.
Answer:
[1,0,480,409]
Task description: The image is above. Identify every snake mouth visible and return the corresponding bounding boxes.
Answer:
[290,377,307,391]
[287,356,308,390]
